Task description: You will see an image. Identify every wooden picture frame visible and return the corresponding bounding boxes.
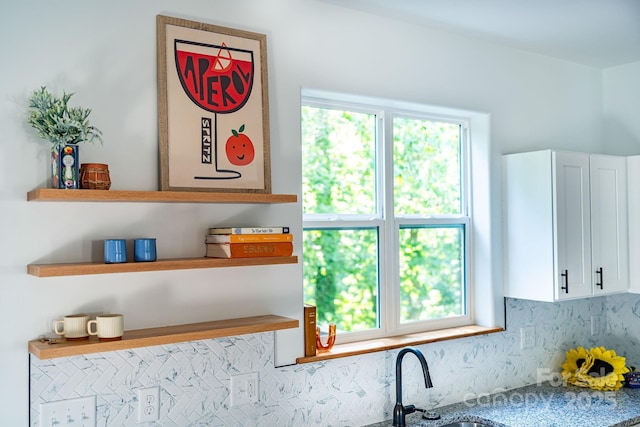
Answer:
[157,15,271,193]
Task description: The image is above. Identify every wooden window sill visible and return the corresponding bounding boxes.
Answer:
[296,325,504,364]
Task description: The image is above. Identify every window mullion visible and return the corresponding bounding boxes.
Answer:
[381,112,398,334]
[395,217,469,226]
[460,123,470,217]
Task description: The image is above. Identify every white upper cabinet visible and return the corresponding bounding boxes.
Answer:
[589,154,628,295]
[627,156,640,294]
[553,151,593,300]
[503,150,629,302]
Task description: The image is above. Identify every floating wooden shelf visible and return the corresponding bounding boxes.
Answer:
[26,189,298,277]
[29,314,299,360]
[27,256,298,277]
[27,188,297,204]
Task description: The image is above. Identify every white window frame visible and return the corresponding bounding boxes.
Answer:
[301,88,499,344]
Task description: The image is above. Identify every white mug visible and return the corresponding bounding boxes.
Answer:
[54,314,90,340]
[87,314,124,341]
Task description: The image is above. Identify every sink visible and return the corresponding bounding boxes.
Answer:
[439,423,493,427]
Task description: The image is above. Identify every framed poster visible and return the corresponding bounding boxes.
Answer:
[157,15,271,193]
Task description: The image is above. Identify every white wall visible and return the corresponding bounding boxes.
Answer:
[0,0,623,424]
[603,61,640,154]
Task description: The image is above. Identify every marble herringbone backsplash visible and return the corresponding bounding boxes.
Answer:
[30,295,640,426]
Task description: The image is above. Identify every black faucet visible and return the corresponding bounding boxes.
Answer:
[392,347,433,427]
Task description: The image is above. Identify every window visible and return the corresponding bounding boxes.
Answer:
[302,90,473,343]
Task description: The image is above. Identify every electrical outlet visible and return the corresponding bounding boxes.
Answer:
[520,325,536,349]
[137,386,160,423]
[40,396,96,427]
[591,315,605,336]
[230,372,259,407]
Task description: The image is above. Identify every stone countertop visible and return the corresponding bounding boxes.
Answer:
[365,383,640,427]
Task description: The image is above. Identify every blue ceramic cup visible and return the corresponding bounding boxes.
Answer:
[134,238,157,262]
[104,239,127,263]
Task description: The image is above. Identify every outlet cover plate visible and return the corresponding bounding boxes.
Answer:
[137,386,160,423]
[520,325,536,349]
[230,372,259,407]
[591,315,605,336]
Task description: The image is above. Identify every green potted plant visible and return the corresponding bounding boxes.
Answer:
[27,86,103,189]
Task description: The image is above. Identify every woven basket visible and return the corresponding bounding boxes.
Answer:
[80,163,111,190]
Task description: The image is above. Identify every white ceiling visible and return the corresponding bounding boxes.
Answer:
[318,0,640,69]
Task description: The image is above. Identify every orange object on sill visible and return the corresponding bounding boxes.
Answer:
[316,323,336,352]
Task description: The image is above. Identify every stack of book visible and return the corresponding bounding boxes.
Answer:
[205,226,293,258]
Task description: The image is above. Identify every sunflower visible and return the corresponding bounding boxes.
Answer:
[561,346,629,391]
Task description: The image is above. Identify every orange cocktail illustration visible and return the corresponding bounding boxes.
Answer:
[175,39,254,179]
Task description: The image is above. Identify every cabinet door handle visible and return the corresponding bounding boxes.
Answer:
[596,267,603,289]
[561,269,569,293]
